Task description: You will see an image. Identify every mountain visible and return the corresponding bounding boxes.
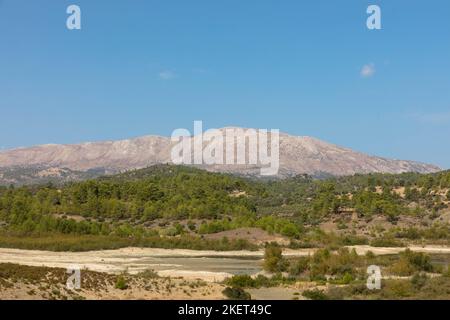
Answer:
[0,128,441,185]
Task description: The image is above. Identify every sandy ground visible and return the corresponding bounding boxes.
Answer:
[0,281,227,300]
[2,245,450,300]
[0,247,265,282]
[345,245,450,255]
[248,282,329,300]
[0,267,227,300]
[1,245,450,282]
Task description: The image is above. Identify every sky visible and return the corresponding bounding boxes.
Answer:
[0,0,449,168]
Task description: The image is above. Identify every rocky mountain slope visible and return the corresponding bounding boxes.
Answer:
[0,128,441,184]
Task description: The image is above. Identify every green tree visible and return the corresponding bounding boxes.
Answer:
[263,243,287,273]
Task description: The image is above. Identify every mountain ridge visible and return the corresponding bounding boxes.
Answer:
[0,128,441,185]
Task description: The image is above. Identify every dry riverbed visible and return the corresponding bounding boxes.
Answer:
[2,245,450,300]
[1,245,450,282]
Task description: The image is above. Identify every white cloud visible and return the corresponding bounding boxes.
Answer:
[360,63,376,78]
[158,70,177,80]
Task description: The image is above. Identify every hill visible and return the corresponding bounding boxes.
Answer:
[0,165,449,251]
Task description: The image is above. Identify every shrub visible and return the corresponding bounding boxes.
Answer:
[137,269,159,279]
[224,275,255,288]
[390,249,433,276]
[402,249,433,272]
[289,257,309,276]
[263,243,287,273]
[341,272,354,284]
[410,273,428,289]
[115,276,129,290]
[307,248,361,281]
[225,274,284,289]
[382,280,413,298]
[370,237,404,248]
[222,287,251,300]
[365,250,376,260]
[302,289,328,300]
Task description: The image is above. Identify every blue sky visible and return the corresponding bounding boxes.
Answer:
[0,0,449,168]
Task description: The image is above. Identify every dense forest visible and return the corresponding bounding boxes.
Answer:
[0,165,449,250]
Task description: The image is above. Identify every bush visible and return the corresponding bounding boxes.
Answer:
[0,233,257,252]
[137,269,159,279]
[390,249,433,276]
[224,275,255,288]
[289,257,309,276]
[370,237,405,248]
[341,272,354,284]
[263,243,287,273]
[225,274,285,288]
[410,273,428,289]
[306,248,360,281]
[222,287,251,300]
[115,275,129,290]
[338,235,369,246]
[302,289,328,300]
[365,250,376,260]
